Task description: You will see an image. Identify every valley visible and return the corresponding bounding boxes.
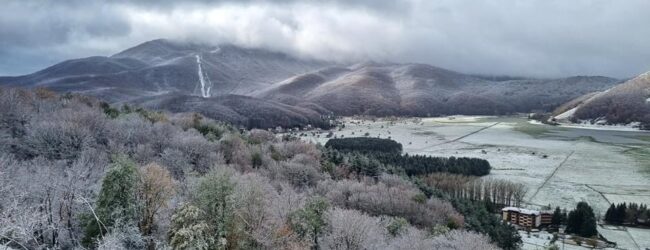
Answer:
[2,1,649,249]
[300,116,650,249]
[1,38,647,247]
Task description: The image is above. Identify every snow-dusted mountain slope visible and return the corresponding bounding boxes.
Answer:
[0,39,624,126]
[554,71,650,129]
[0,39,326,101]
[258,63,620,116]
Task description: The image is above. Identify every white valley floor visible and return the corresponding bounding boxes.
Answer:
[300,116,650,249]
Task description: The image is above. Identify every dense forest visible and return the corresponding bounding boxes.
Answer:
[0,88,505,249]
[324,138,491,176]
[323,138,519,249]
[605,202,650,226]
[324,137,403,154]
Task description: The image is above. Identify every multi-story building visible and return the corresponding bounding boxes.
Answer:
[540,211,553,225]
[501,207,542,228]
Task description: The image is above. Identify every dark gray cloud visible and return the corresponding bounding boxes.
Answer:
[1,0,649,78]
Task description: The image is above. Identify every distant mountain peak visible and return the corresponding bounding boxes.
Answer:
[0,39,624,122]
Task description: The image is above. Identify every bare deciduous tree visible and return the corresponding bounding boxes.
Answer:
[320,208,386,250]
[138,163,176,237]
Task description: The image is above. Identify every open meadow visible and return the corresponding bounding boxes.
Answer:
[301,116,650,249]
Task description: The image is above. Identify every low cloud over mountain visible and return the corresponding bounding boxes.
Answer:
[2,0,650,78]
[0,39,625,128]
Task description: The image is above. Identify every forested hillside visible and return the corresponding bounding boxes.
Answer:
[554,71,650,129]
[0,88,508,249]
[0,39,620,125]
[259,63,619,116]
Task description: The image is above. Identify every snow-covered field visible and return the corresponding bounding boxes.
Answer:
[598,224,650,250]
[518,230,594,250]
[299,115,650,248]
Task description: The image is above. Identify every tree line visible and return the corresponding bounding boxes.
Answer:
[422,173,528,208]
[324,138,491,177]
[321,137,517,249]
[605,202,650,226]
[547,203,597,238]
[324,137,402,154]
[411,177,522,250]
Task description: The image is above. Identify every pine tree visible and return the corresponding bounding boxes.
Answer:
[581,216,598,238]
[565,202,597,237]
[605,204,616,224]
[615,203,627,224]
[626,203,639,224]
[551,207,564,225]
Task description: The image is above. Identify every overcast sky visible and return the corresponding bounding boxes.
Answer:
[1,0,649,78]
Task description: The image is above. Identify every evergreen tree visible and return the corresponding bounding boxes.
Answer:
[82,155,140,246]
[452,199,521,250]
[605,202,650,226]
[551,207,565,226]
[194,168,237,249]
[565,202,597,237]
[581,216,598,238]
[626,203,639,224]
[350,153,381,177]
[290,197,330,250]
[168,204,213,250]
[615,203,627,224]
[605,204,616,224]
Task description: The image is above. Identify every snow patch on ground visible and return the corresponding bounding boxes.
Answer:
[554,107,577,121]
[195,54,213,98]
[519,231,597,250]
[555,121,645,132]
[598,225,637,250]
[422,115,490,123]
[538,117,646,133]
[627,227,650,249]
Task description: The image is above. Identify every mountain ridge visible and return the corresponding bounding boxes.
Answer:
[258,63,620,116]
[0,39,625,128]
